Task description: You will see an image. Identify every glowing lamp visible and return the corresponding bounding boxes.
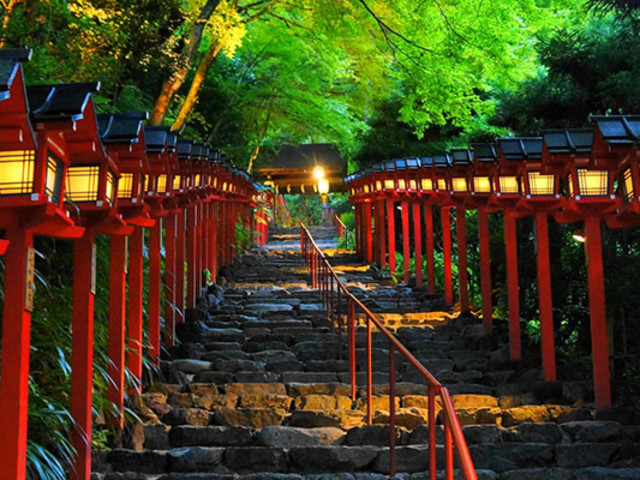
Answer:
[318,178,330,194]
[143,126,175,198]
[313,165,325,180]
[432,153,452,195]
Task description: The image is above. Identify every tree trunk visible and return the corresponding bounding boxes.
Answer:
[171,41,223,131]
[246,110,271,173]
[150,0,223,125]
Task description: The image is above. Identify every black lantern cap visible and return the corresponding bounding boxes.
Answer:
[405,158,421,170]
[433,153,452,168]
[542,129,593,154]
[394,158,407,170]
[383,160,396,172]
[420,156,434,168]
[451,149,474,166]
[373,163,383,173]
[166,131,178,152]
[0,47,31,100]
[177,139,193,160]
[471,143,499,163]
[498,137,543,160]
[98,113,148,144]
[191,142,205,160]
[143,126,168,154]
[27,82,100,122]
[590,115,640,144]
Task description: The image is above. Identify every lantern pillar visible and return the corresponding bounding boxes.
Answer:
[186,205,197,308]
[0,228,34,480]
[387,199,396,274]
[197,203,204,292]
[425,204,435,293]
[128,226,144,393]
[584,215,611,408]
[401,200,410,283]
[148,219,162,366]
[456,207,468,311]
[164,213,176,347]
[376,200,386,267]
[107,235,127,428]
[354,203,360,254]
[70,232,96,480]
[210,203,218,279]
[478,207,493,330]
[413,203,423,287]
[442,206,454,306]
[204,202,210,278]
[364,202,373,263]
[176,210,186,322]
[504,212,521,360]
[534,211,557,382]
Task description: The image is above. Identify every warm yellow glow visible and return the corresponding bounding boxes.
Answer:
[409,180,417,191]
[376,180,383,191]
[66,165,100,202]
[45,153,63,202]
[567,174,575,197]
[499,176,519,194]
[106,171,115,204]
[350,188,355,195]
[157,174,168,194]
[437,179,447,191]
[473,176,492,194]
[222,181,228,192]
[173,175,182,191]
[118,173,134,198]
[0,150,35,195]
[195,174,202,187]
[318,178,330,194]
[384,179,395,190]
[451,177,467,193]
[623,168,634,201]
[364,184,370,194]
[573,230,586,243]
[527,171,555,196]
[577,168,609,196]
[313,166,325,180]
[421,178,433,191]
[398,179,406,190]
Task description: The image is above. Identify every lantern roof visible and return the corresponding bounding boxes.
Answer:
[498,137,543,160]
[143,126,168,153]
[590,115,640,144]
[404,157,421,169]
[420,156,434,167]
[433,153,452,167]
[451,149,474,166]
[383,160,396,172]
[191,143,205,160]
[177,139,193,159]
[372,163,383,173]
[98,112,148,144]
[166,131,178,152]
[27,82,100,122]
[471,143,499,163]
[0,47,31,100]
[542,129,593,154]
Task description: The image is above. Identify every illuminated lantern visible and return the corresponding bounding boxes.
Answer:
[382,160,397,194]
[431,153,452,203]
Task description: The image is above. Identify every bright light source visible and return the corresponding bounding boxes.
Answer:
[318,178,329,194]
[573,230,586,243]
[313,166,325,180]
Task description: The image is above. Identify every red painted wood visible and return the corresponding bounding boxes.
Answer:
[107,235,127,428]
[478,207,493,331]
[127,227,144,393]
[204,203,210,278]
[377,200,387,268]
[364,202,373,263]
[442,207,454,306]
[413,203,423,287]
[534,211,557,382]
[584,216,612,408]
[456,207,468,311]
[504,213,522,360]
[70,233,96,480]
[148,219,162,366]
[187,205,196,308]
[425,204,435,294]
[0,229,33,480]
[387,199,396,275]
[210,203,218,279]
[0,239,8,255]
[401,201,410,283]
[164,213,176,347]
[197,203,204,293]
[176,210,186,322]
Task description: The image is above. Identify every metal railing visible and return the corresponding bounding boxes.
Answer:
[332,212,347,238]
[301,224,477,480]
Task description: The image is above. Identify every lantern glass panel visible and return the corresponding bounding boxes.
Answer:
[437,179,447,191]
[384,179,395,190]
[318,178,329,194]
[499,176,519,194]
[622,167,634,202]
[527,171,555,196]
[376,180,382,191]
[222,181,228,192]
[156,174,168,193]
[567,174,575,197]
[364,184,370,194]
[421,178,433,191]
[398,179,406,190]
[0,150,35,195]
[173,175,181,191]
[118,173,134,199]
[577,168,609,196]
[195,174,202,187]
[451,177,467,193]
[213,177,218,189]
[473,176,492,194]
[106,171,115,205]
[66,165,100,202]
[45,152,64,203]
[409,179,417,190]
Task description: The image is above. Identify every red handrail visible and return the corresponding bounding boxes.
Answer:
[300,224,478,480]
[332,212,347,238]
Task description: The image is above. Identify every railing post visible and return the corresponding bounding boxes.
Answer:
[348,298,356,401]
[445,421,454,480]
[389,343,396,477]
[366,316,373,425]
[429,384,436,480]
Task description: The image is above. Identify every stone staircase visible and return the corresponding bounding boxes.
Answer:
[93,246,640,480]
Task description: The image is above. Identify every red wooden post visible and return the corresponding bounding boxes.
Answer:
[187,205,196,307]
[456,207,468,311]
[413,202,423,287]
[534,211,557,382]
[442,206,454,306]
[164,213,176,346]
[364,201,373,263]
[0,229,34,480]
[176,210,186,322]
[197,202,204,293]
[401,200,410,283]
[387,199,396,274]
[584,216,611,408]
[148,219,162,365]
[211,203,218,278]
[203,202,210,277]
[425,204,436,294]
[478,207,493,330]
[504,212,522,359]
[70,233,96,480]
[128,226,144,393]
[378,200,387,268]
[107,235,127,428]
